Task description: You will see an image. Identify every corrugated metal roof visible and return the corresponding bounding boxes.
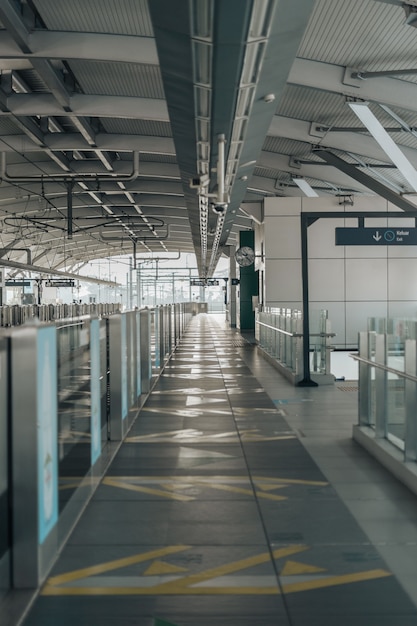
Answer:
[139,154,178,164]
[101,118,172,136]
[0,119,26,135]
[34,0,153,36]
[68,61,165,98]
[277,84,345,124]
[299,0,417,73]
[262,136,314,157]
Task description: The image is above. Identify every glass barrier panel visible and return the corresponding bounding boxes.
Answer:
[56,318,92,512]
[366,330,377,427]
[386,334,405,450]
[0,336,10,596]
[386,370,405,450]
[99,319,109,439]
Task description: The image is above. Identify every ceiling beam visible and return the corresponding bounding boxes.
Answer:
[314,149,417,212]
[0,31,159,66]
[267,115,417,170]
[0,133,175,153]
[288,57,417,115]
[6,93,169,120]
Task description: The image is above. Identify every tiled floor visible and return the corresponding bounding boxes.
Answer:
[20,314,417,624]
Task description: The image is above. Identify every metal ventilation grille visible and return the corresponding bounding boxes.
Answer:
[140,154,178,164]
[68,61,165,99]
[18,69,50,92]
[34,0,154,36]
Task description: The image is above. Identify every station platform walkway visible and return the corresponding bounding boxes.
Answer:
[18,314,417,624]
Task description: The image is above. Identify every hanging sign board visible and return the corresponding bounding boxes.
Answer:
[335,227,417,246]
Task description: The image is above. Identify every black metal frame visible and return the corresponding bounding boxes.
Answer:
[299,210,417,387]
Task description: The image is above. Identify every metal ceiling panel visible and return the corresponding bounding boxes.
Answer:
[33,0,154,36]
[299,0,417,71]
[0,0,415,274]
[100,118,172,137]
[262,136,314,157]
[277,84,345,124]
[68,61,165,99]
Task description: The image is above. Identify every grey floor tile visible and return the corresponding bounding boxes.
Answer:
[17,314,417,626]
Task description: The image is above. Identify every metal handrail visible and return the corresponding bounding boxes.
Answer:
[256,319,335,338]
[351,353,417,383]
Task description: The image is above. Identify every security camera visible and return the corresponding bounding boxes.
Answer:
[211,203,227,214]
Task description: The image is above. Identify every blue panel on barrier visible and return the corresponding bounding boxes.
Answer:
[90,319,101,465]
[121,315,128,419]
[136,311,141,397]
[37,326,58,545]
[155,311,160,368]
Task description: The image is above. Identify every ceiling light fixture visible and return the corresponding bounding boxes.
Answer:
[292,177,319,197]
[348,101,417,192]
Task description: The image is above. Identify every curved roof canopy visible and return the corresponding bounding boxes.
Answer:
[0,0,415,277]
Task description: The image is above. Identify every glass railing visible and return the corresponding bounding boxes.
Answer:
[0,302,121,327]
[56,317,93,511]
[8,301,201,589]
[0,335,10,598]
[354,319,417,456]
[255,307,334,382]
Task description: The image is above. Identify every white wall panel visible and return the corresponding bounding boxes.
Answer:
[263,196,417,348]
[264,216,300,258]
[264,197,301,217]
[345,301,388,345]
[267,300,302,310]
[309,258,345,301]
[345,258,388,300]
[388,301,417,318]
[265,259,302,301]
[388,258,417,300]
[345,245,387,259]
[308,218,344,258]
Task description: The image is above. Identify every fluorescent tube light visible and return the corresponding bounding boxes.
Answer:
[292,177,319,197]
[349,101,417,193]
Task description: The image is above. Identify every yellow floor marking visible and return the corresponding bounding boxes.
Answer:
[254,483,289,492]
[254,476,328,487]
[42,546,308,596]
[193,481,287,502]
[149,545,309,593]
[102,478,194,502]
[281,560,326,576]
[282,568,391,594]
[59,481,83,491]
[158,482,194,492]
[241,434,296,442]
[41,585,280,596]
[144,560,188,576]
[45,545,190,587]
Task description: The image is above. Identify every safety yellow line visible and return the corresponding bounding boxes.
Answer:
[58,482,83,491]
[42,567,393,597]
[102,478,194,501]
[41,585,280,596]
[149,545,309,593]
[254,476,328,487]
[192,481,287,501]
[282,568,392,594]
[45,545,190,587]
[241,435,296,442]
